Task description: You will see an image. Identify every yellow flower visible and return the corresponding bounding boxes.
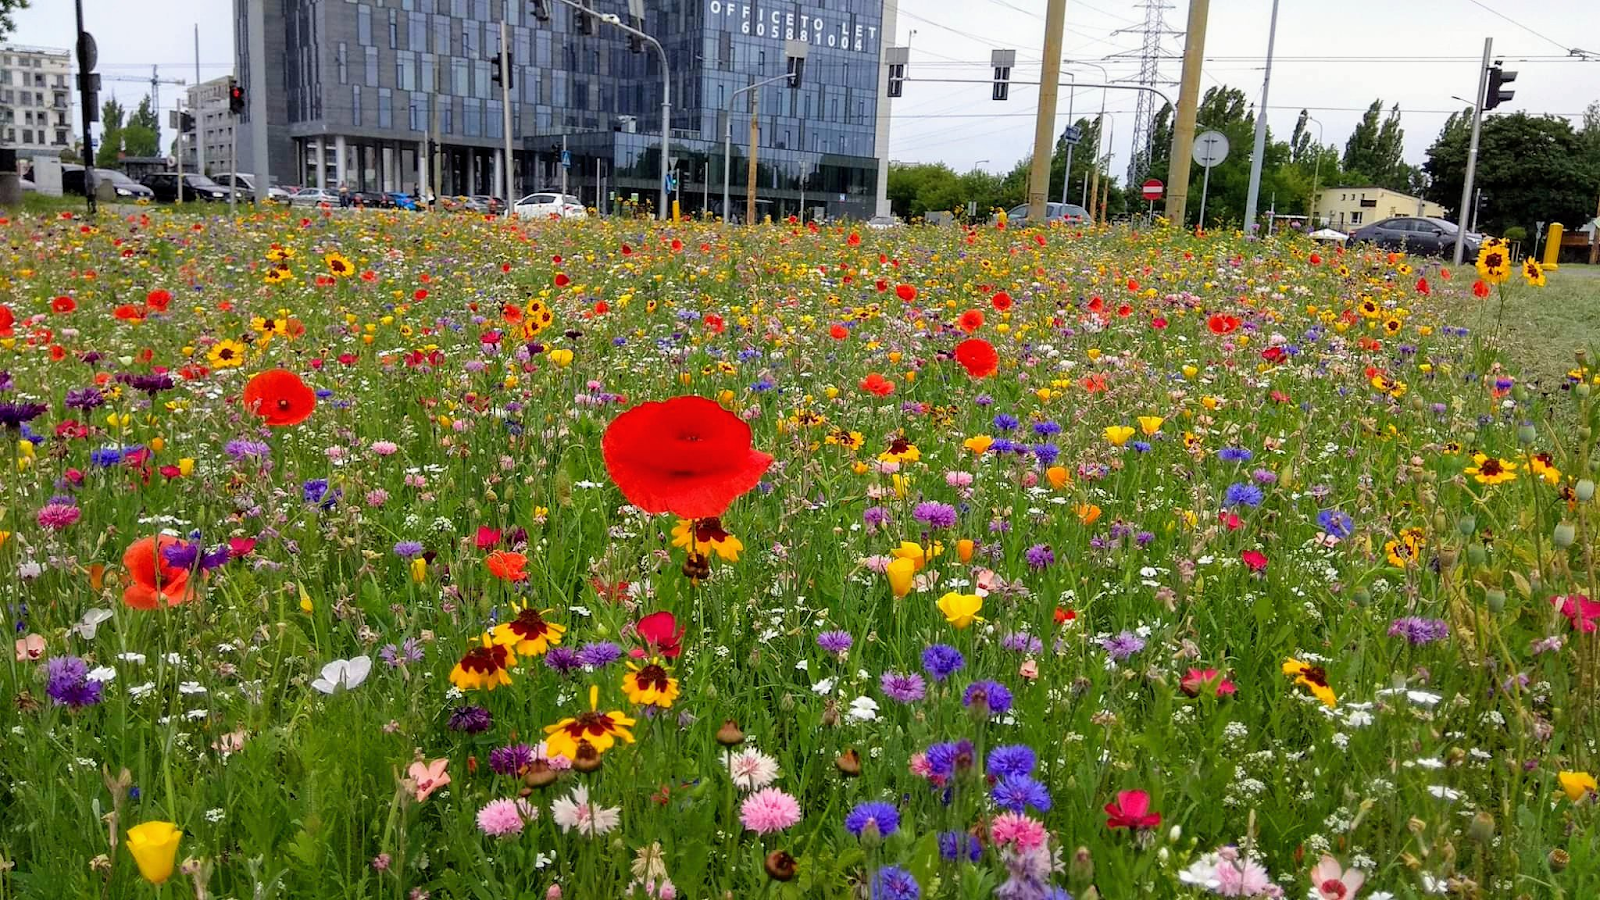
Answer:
[1384,527,1426,568]
[324,251,356,278]
[410,557,427,583]
[207,338,246,368]
[1076,503,1103,525]
[126,821,182,884]
[879,436,920,464]
[1475,242,1510,285]
[1464,452,1517,486]
[886,556,916,597]
[177,458,195,477]
[956,539,975,563]
[1529,453,1561,485]
[1137,416,1165,436]
[1104,425,1135,447]
[1558,770,1597,802]
[671,518,744,562]
[264,265,291,284]
[936,591,984,629]
[1181,364,1198,379]
[892,540,939,571]
[549,347,574,367]
[1522,257,1546,287]
[544,685,637,760]
[622,657,680,708]
[1282,658,1337,708]
[963,434,994,455]
[492,603,567,656]
[1045,465,1071,489]
[449,633,517,691]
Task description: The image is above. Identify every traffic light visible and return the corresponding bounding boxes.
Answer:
[228,79,245,115]
[530,0,550,21]
[886,63,904,98]
[575,0,596,35]
[179,110,195,133]
[78,72,101,121]
[787,55,805,88]
[491,52,513,89]
[1486,61,1516,110]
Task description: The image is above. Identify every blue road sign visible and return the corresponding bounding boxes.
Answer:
[561,151,571,169]
[1062,125,1083,146]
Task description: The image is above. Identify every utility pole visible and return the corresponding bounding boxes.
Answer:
[1242,0,1279,234]
[560,134,568,200]
[1026,0,1068,223]
[194,24,205,178]
[746,87,760,225]
[1454,38,1492,266]
[499,18,515,217]
[73,0,98,215]
[246,0,269,206]
[1165,0,1209,227]
[431,95,441,207]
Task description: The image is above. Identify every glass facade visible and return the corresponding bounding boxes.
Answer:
[262,0,885,218]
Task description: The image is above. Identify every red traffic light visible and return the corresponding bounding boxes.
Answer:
[228,80,246,114]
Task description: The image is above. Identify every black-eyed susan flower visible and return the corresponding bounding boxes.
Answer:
[1384,527,1426,568]
[324,251,356,278]
[1282,658,1337,707]
[491,604,566,657]
[1465,452,1518,486]
[450,634,516,691]
[544,685,637,759]
[207,339,246,369]
[671,517,744,562]
[621,656,680,708]
[878,435,920,464]
[1522,258,1546,287]
[1476,240,1511,285]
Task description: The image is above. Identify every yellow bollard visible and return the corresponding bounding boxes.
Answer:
[672,199,681,223]
[1543,223,1563,271]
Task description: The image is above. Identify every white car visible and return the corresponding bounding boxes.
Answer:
[289,188,339,207]
[867,215,900,230]
[513,192,587,220]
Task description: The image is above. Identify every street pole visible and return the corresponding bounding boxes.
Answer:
[746,87,760,225]
[174,97,183,207]
[1060,73,1074,206]
[194,24,205,178]
[247,0,269,207]
[1087,115,1101,222]
[1307,116,1323,226]
[722,73,790,224]
[1454,37,1492,266]
[1026,0,1068,223]
[74,0,96,215]
[1242,0,1279,234]
[229,119,237,217]
[1198,159,1211,227]
[560,134,568,200]
[1166,0,1209,227]
[500,18,514,218]
[1063,60,1108,207]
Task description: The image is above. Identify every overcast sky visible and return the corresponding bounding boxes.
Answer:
[10,0,1600,183]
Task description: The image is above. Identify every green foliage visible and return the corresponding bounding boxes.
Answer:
[0,0,28,39]
[1342,99,1413,192]
[1423,111,1600,236]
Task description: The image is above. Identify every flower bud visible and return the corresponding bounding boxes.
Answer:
[715,719,745,747]
[764,851,797,882]
[1517,424,1537,445]
[1469,811,1496,843]
[1486,588,1506,613]
[1070,846,1094,885]
[1578,384,1592,400]
[835,748,862,777]
[571,741,603,773]
[523,759,558,788]
[1578,479,1596,502]
[1548,848,1570,872]
[1433,511,1449,533]
[1467,544,1487,567]
[1553,522,1577,548]
[1352,586,1371,607]
[1457,514,1477,536]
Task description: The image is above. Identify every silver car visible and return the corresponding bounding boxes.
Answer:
[289,188,340,207]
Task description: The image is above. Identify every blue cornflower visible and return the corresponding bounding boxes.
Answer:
[963,679,1013,716]
[922,644,965,681]
[1317,509,1353,538]
[939,830,984,862]
[1217,446,1253,463]
[302,479,330,505]
[844,801,900,838]
[872,865,920,900]
[991,775,1052,812]
[1032,443,1060,466]
[1131,440,1152,453]
[924,739,975,779]
[1032,420,1062,437]
[90,446,127,467]
[992,413,1020,431]
[986,744,1037,778]
[576,642,624,668]
[393,540,425,558]
[1224,482,1264,508]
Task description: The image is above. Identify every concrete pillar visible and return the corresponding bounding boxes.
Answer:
[334,135,347,190]
[493,149,503,203]
[468,149,478,196]
[313,138,326,190]
[383,145,397,191]
[417,139,427,197]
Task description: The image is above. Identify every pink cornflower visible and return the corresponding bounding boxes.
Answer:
[945,471,974,488]
[365,489,389,508]
[989,812,1047,851]
[36,503,81,530]
[908,752,933,779]
[740,787,802,834]
[476,797,536,837]
[371,440,399,456]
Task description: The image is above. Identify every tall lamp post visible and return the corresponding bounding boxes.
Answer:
[721,41,809,224]
[1062,60,1108,207]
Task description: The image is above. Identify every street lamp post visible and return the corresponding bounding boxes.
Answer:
[1062,60,1108,206]
[1307,115,1323,227]
[723,73,790,223]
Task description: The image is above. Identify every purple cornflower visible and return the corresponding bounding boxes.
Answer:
[379,638,423,667]
[447,704,493,733]
[0,401,47,429]
[1001,632,1043,654]
[225,438,271,459]
[880,670,926,703]
[912,502,958,530]
[1389,617,1450,645]
[844,801,901,838]
[161,540,200,571]
[1032,443,1060,466]
[1134,530,1155,546]
[199,545,232,571]
[1025,544,1055,569]
[872,865,921,900]
[1251,468,1277,485]
[925,739,976,779]
[992,413,1020,431]
[1317,509,1353,539]
[1032,420,1062,437]
[863,506,891,529]
[302,479,330,505]
[963,679,1013,716]
[1224,482,1264,508]
[45,656,103,708]
[922,644,965,681]
[986,745,1037,778]
[1217,446,1253,463]
[939,830,984,862]
[117,372,175,395]
[393,540,425,558]
[817,630,854,655]
[1101,631,1145,661]
[64,387,105,410]
[488,743,534,776]
[544,646,583,673]
[0,370,12,392]
[576,641,623,668]
[992,775,1052,813]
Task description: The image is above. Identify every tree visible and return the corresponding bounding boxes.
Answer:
[120,96,161,158]
[1423,111,1599,236]
[1342,100,1409,191]
[0,0,29,40]
[1579,101,1600,187]
[94,98,126,168]
[1290,110,1313,164]
[1047,116,1102,207]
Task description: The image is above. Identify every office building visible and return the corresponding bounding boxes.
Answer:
[185,75,237,176]
[236,0,896,218]
[0,44,76,160]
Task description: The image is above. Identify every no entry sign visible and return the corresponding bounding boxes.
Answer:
[1142,179,1164,201]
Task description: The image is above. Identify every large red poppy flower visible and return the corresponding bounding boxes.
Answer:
[601,395,772,518]
[957,309,985,334]
[634,611,684,658]
[859,372,896,396]
[242,369,317,427]
[954,338,999,379]
[122,535,195,609]
[1207,314,1240,335]
[895,284,917,302]
[991,291,1013,311]
[0,305,12,336]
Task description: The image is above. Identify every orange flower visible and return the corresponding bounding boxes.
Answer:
[242,369,316,427]
[485,550,529,582]
[121,536,195,609]
[859,372,895,396]
[957,309,985,333]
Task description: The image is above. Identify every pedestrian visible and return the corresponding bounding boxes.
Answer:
[338,182,350,208]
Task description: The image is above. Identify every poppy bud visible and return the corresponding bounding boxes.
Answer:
[523,759,558,788]
[1457,515,1477,536]
[1432,512,1448,533]
[1351,586,1371,607]
[572,741,603,773]
[1070,846,1094,885]
[1548,848,1569,872]
[764,851,797,882]
[1467,544,1487,567]
[1578,480,1596,502]
[1438,548,1458,571]
[835,748,862,777]
[1469,811,1496,843]
[715,719,745,747]
[1486,588,1506,613]
[820,700,840,728]
[1517,424,1537,445]
[1554,522,1577,548]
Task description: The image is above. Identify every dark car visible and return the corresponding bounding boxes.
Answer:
[59,165,155,200]
[141,172,233,203]
[1351,216,1481,261]
[350,190,392,209]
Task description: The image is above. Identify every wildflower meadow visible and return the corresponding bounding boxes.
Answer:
[0,204,1595,900]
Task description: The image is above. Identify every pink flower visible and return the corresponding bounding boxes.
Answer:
[989,812,1047,851]
[36,503,81,530]
[945,471,974,488]
[1018,659,1039,680]
[1104,789,1161,830]
[909,752,933,779]
[476,797,536,837]
[15,633,45,661]
[1241,549,1269,572]
[740,787,802,834]
[1181,667,1237,698]
[1553,594,1600,632]
[404,757,451,803]
[1310,854,1366,900]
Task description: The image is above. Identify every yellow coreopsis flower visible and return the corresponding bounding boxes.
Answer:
[622,657,681,708]
[1475,241,1511,285]
[1282,658,1337,708]
[671,518,744,562]
[544,684,637,760]
[1522,257,1546,287]
[937,591,984,630]
[1104,425,1135,447]
[1464,453,1517,486]
[1558,770,1597,802]
[126,821,182,884]
[207,338,246,368]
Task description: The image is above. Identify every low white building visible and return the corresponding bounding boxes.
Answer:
[184,75,235,176]
[0,44,76,160]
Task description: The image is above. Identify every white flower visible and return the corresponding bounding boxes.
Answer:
[846,696,879,723]
[551,783,620,836]
[177,681,208,695]
[311,656,372,694]
[726,748,780,791]
[812,676,836,695]
[86,666,117,683]
[117,652,146,664]
[71,608,114,640]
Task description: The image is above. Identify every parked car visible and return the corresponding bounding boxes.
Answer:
[866,215,900,230]
[289,188,339,207]
[386,192,421,211]
[214,173,292,203]
[141,172,233,202]
[1350,216,1481,261]
[350,190,392,209]
[59,165,155,200]
[1002,202,1090,225]
[472,195,507,215]
[512,192,587,220]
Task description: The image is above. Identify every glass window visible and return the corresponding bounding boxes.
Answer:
[451,0,467,16]
[433,15,450,54]
[410,12,427,49]
[442,102,452,134]
[378,88,392,128]
[464,98,481,136]
[487,99,501,138]
[408,93,423,130]
[357,4,372,45]
[352,84,362,125]
[389,9,399,49]
[452,58,468,95]
[365,46,378,86]
[474,0,488,19]
[399,52,416,90]
[462,23,475,57]
[473,60,489,98]
[337,43,348,83]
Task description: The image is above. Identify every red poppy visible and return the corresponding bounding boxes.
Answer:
[554,272,571,287]
[957,309,984,334]
[485,550,528,582]
[895,284,917,302]
[242,369,317,427]
[954,338,999,379]
[1553,594,1600,633]
[1053,605,1076,625]
[1308,252,1321,265]
[634,611,684,658]
[1126,278,1140,292]
[704,314,725,333]
[847,232,861,246]
[1180,667,1237,698]
[990,291,1012,311]
[51,296,76,314]
[1241,549,1269,572]
[1261,346,1286,364]
[0,305,11,336]
[476,527,502,551]
[121,535,195,609]
[1104,790,1161,830]
[1472,280,1490,298]
[601,395,773,519]
[1415,276,1430,295]
[113,304,145,322]
[621,243,633,256]
[829,323,849,340]
[875,279,888,293]
[228,537,257,558]
[859,372,896,396]
[1218,510,1242,531]
[1207,314,1240,335]
[145,289,172,312]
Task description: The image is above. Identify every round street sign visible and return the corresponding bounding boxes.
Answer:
[1192,130,1230,168]
[1141,178,1164,201]
[77,31,98,71]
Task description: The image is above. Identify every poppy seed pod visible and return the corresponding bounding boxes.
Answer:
[1457,514,1478,536]
[523,759,557,788]
[1577,384,1592,399]
[1578,480,1596,502]
[1486,588,1506,613]
[715,719,745,747]
[1553,522,1577,548]
[1548,848,1570,872]
[1351,586,1371,607]
[1070,846,1094,884]
[1467,544,1488,567]
[571,741,603,773]
[1469,811,1496,843]
[1517,424,1537,445]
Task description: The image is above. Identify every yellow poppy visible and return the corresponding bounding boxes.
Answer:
[1137,416,1165,436]
[1045,465,1071,489]
[126,821,182,884]
[1558,770,1597,802]
[886,556,916,597]
[1104,425,1135,447]
[936,591,984,630]
[963,434,994,455]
